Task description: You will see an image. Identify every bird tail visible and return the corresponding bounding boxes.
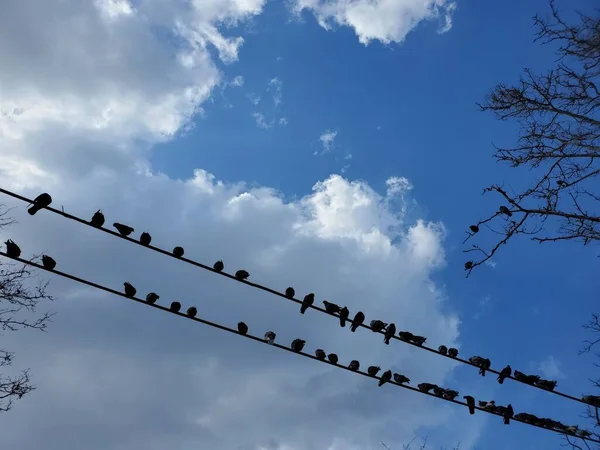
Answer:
[340,318,345,327]
[479,368,485,376]
[469,406,475,415]
[300,307,306,314]
[504,417,510,425]
[378,380,385,387]
[384,337,390,345]
[350,324,357,332]
[27,205,41,216]
[497,376,504,384]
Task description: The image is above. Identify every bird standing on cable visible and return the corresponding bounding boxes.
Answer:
[499,206,512,217]
[378,370,392,387]
[448,347,459,358]
[350,311,365,332]
[123,282,136,298]
[535,379,557,391]
[291,339,306,353]
[469,225,479,233]
[463,395,475,415]
[4,240,21,258]
[264,331,276,344]
[370,320,387,333]
[213,260,224,272]
[146,292,159,304]
[384,323,396,345]
[367,366,381,376]
[393,373,410,384]
[582,395,600,407]
[322,301,341,315]
[172,246,184,258]
[285,287,295,299]
[90,210,105,227]
[444,390,459,400]
[438,345,448,355]
[300,293,314,314]
[497,365,511,384]
[237,322,248,335]
[339,306,349,327]
[327,353,338,364]
[417,383,437,393]
[113,223,134,237]
[504,404,514,425]
[139,232,152,246]
[398,331,414,342]
[169,301,181,312]
[315,349,326,360]
[186,307,197,317]
[41,255,56,270]
[27,193,52,216]
[433,386,446,397]
[412,335,427,346]
[235,270,250,281]
[348,360,360,371]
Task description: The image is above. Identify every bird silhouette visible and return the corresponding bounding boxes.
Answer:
[41,255,56,270]
[497,365,511,384]
[463,395,475,414]
[350,311,365,332]
[348,360,360,371]
[300,293,314,314]
[237,322,248,335]
[146,292,159,304]
[327,353,338,364]
[113,223,134,237]
[433,386,446,397]
[417,383,437,393]
[172,246,184,258]
[384,323,396,345]
[378,370,392,387]
[285,287,295,299]
[504,404,514,425]
[469,225,479,233]
[464,261,474,270]
[483,400,496,412]
[235,270,250,281]
[412,335,427,346]
[370,320,387,333]
[367,366,381,376]
[535,379,557,391]
[291,339,306,352]
[315,349,326,361]
[514,370,540,385]
[139,232,152,246]
[448,347,459,358]
[499,206,512,217]
[322,301,341,314]
[438,345,448,355]
[90,210,105,227]
[339,307,349,327]
[4,240,21,258]
[398,331,414,342]
[444,389,459,400]
[264,331,276,344]
[123,282,136,298]
[186,306,197,317]
[213,260,224,272]
[393,373,410,384]
[28,193,52,215]
[170,301,181,313]
[582,395,600,407]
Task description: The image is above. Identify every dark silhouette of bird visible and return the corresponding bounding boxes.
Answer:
[393,373,410,384]
[41,255,56,270]
[370,320,387,333]
[433,386,446,397]
[123,282,136,297]
[469,356,490,376]
[237,322,248,335]
[448,347,459,358]
[172,246,184,258]
[504,404,514,425]
[535,379,557,391]
[464,261,474,270]
[384,323,396,345]
[90,210,105,227]
[113,222,134,237]
[28,193,52,215]
[146,292,159,304]
[213,260,224,272]
[315,349,326,361]
[235,270,250,281]
[499,206,512,217]
[291,339,306,352]
[322,301,341,314]
[514,370,540,385]
[170,301,181,313]
[478,400,488,408]
[5,239,20,258]
[300,293,314,314]
[412,335,427,346]
[139,232,151,246]
[438,345,448,355]
[469,225,479,233]
[350,311,365,332]
[497,365,511,384]
[578,429,592,438]
[463,395,475,415]
[582,395,600,407]
[285,287,295,299]
[264,331,276,344]
[186,306,197,317]
[339,307,349,327]
[348,360,360,371]
[483,400,496,412]
[444,389,459,400]
[378,370,392,387]
[367,366,381,376]
[327,353,338,364]
[417,383,437,393]
[398,331,414,342]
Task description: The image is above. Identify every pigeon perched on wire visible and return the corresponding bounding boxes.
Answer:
[213,260,224,272]
[323,301,341,315]
[444,389,459,400]
[438,345,448,355]
[417,383,437,393]
[237,322,248,335]
[315,349,326,361]
[348,360,360,371]
[139,232,152,246]
[291,339,306,353]
[412,335,427,346]
[90,210,105,227]
[504,404,514,425]
[393,373,410,385]
[370,320,387,333]
[4,240,20,258]
[499,206,512,217]
[146,292,159,304]
[123,282,136,298]
[384,323,396,345]
[186,307,197,318]
[285,287,295,299]
[448,347,459,358]
[582,395,600,407]
[535,379,558,391]
[27,193,52,216]
[170,301,181,313]
[264,331,276,345]
[367,366,381,376]
[463,395,475,415]
[398,331,414,342]
[378,370,392,387]
[172,246,184,258]
[235,270,250,281]
[350,311,365,332]
[300,293,314,314]
[469,225,479,233]
[326,353,339,364]
[41,255,56,270]
[113,223,134,237]
[497,365,511,384]
[339,307,349,327]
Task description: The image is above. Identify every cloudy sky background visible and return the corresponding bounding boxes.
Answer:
[0,0,598,449]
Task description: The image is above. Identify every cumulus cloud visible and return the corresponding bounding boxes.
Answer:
[292,0,457,45]
[535,356,566,380]
[231,75,245,87]
[318,129,338,153]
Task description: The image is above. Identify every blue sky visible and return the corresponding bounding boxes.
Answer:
[0,0,598,449]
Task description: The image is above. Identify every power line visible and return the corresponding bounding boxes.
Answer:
[0,187,592,408]
[0,250,595,444]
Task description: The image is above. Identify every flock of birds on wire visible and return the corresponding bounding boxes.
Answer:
[1,191,599,442]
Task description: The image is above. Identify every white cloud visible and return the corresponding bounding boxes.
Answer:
[279,117,289,126]
[231,75,245,87]
[319,129,338,153]
[535,356,566,380]
[292,0,457,45]
[252,112,272,129]
[268,77,283,106]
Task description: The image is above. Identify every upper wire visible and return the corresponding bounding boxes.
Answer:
[0,187,592,408]
[0,250,596,444]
